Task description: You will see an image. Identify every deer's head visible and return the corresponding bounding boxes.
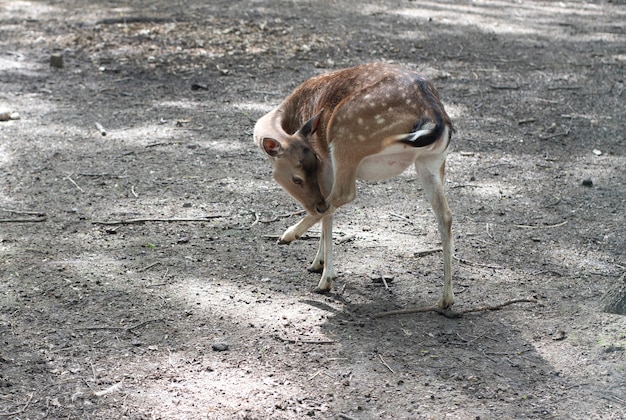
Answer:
[255,110,329,215]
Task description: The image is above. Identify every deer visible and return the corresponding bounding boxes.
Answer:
[253,62,454,309]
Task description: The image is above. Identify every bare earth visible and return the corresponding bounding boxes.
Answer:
[1,0,625,418]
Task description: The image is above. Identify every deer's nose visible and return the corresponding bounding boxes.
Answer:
[316,201,330,215]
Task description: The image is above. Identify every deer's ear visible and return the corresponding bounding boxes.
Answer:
[298,109,324,138]
[261,137,283,157]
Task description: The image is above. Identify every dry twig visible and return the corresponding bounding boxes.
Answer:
[378,353,395,373]
[544,196,562,207]
[379,272,390,290]
[308,370,321,381]
[77,173,128,178]
[0,208,46,216]
[374,298,541,319]
[515,220,568,229]
[389,212,413,224]
[460,298,542,314]
[249,211,260,229]
[336,234,355,244]
[230,211,260,230]
[0,216,47,223]
[78,318,164,333]
[94,381,123,397]
[275,335,334,345]
[65,174,84,192]
[540,131,569,140]
[138,261,161,272]
[262,234,319,241]
[0,393,34,417]
[414,248,442,257]
[490,84,520,90]
[95,122,107,136]
[391,228,423,237]
[92,215,226,225]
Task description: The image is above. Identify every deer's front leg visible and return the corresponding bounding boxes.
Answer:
[313,214,336,292]
[308,230,325,273]
[278,214,320,244]
[324,165,358,211]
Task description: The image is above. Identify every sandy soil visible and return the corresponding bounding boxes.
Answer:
[1,0,625,418]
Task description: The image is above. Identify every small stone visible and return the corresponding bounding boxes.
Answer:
[0,111,20,121]
[0,111,18,121]
[581,178,593,187]
[212,342,229,352]
[50,54,64,68]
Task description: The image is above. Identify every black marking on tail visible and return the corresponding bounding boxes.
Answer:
[399,114,444,148]
[399,75,453,148]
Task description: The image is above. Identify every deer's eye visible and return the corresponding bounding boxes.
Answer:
[292,177,303,185]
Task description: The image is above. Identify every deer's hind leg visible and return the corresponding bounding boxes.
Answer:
[416,156,454,309]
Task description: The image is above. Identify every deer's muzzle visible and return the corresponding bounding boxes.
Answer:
[316,201,330,215]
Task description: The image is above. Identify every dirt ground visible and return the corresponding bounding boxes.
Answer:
[1,0,625,418]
